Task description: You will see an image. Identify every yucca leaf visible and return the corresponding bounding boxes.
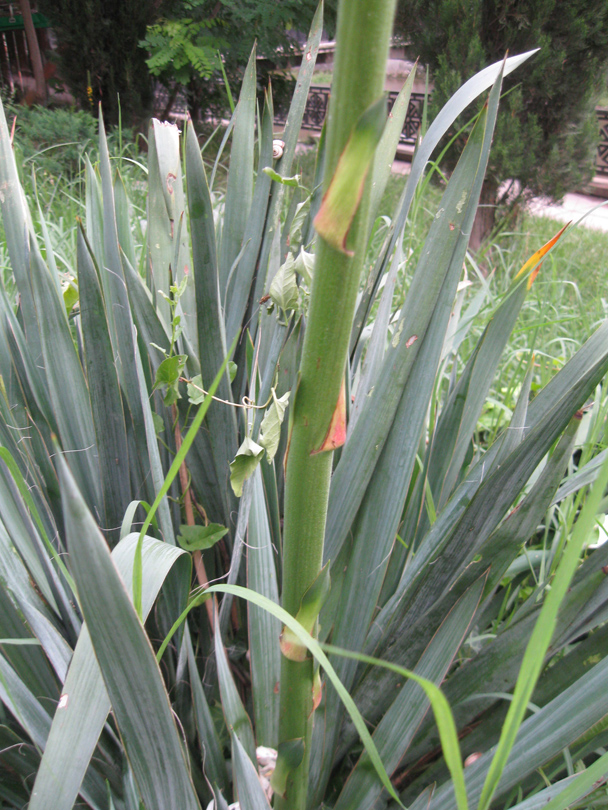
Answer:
[332,576,485,810]
[232,732,272,810]
[0,578,58,701]
[215,619,257,763]
[147,119,196,342]
[324,68,504,566]
[0,96,41,367]
[247,467,281,747]
[77,225,131,543]
[219,46,256,297]
[57,454,200,810]
[146,118,178,325]
[225,87,274,347]
[114,169,136,270]
[427,231,565,514]
[185,626,229,794]
[351,326,608,733]
[186,120,238,528]
[30,531,190,810]
[97,116,152,492]
[367,66,417,228]
[251,0,324,309]
[351,50,537,353]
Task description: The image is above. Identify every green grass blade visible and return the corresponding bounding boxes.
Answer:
[159,584,407,808]
[323,643,468,810]
[476,448,608,810]
[509,751,608,810]
[426,652,608,810]
[332,576,485,810]
[133,334,175,546]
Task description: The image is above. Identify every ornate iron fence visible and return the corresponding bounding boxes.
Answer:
[596,108,608,176]
[274,86,427,146]
[154,83,608,179]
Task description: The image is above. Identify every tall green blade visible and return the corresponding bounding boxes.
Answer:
[225,88,274,347]
[30,534,190,810]
[77,225,131,542]
[58,454,200,810]
[219,47,256,297]
[214,620,257,764]
[247,467,280,747]
[185,120,238,527]
[232,732,272,810]
[332,576,484,810]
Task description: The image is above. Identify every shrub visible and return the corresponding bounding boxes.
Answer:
[0,2,607,810]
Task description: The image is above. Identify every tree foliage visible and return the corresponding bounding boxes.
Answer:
[38,0,156,125]
[397,0,608,240]
[140,0,334,120]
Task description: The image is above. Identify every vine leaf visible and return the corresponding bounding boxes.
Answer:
[259,390,290,463]
[230,437,265,497]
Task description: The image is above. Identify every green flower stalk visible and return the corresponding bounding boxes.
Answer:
[276,0,398,807]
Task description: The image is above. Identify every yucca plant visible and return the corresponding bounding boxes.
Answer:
[1,1,608,809]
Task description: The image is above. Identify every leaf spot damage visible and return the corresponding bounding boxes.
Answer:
[311,381,346,454]
[166,172,177,195]
[391,321,404,348]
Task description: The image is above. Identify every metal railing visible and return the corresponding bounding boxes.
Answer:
[273,86,426,146]
[153,84,608,179]
[596,108,608,176]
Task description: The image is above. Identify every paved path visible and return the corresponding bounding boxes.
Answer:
[527,192,608,232]
[392,159,608,231]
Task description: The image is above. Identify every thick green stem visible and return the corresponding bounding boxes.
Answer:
[276,1,397,807]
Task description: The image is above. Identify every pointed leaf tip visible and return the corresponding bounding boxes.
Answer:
[514,222,570,288]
